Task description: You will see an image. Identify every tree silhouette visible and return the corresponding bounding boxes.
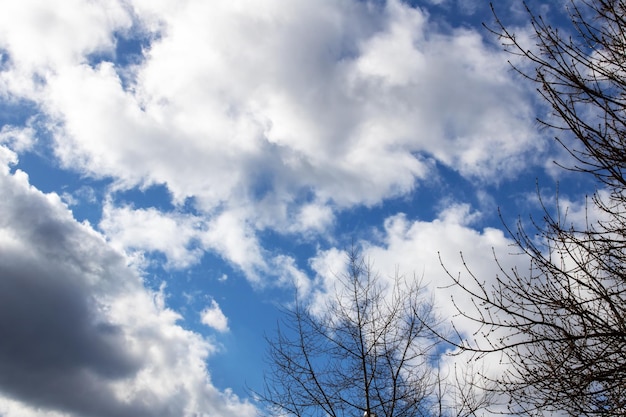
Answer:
[447,1,626,415]
[261,249,490,417]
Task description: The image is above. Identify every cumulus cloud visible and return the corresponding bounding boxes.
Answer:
[0,147,255,417]
[100,202,206,269]
[0,124,35,152]
[309,205,520,323]
[201,300,230,333]
[0,0,131,100]
[0,0,575,414]
[306,205,530,412]
[0,0,544,279]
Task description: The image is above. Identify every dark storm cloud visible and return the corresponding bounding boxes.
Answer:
[0,261,135,374]
[0,259,139,402]
[0,170,157,417]
[0,160,255,417]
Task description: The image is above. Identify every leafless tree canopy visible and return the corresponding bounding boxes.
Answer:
[496,0,626,189]
[259,251,489,417]
[446,1,626,415]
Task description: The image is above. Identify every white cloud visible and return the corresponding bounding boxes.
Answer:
[272,254,314,295]
[306,207,530,413]
[100,202,206,269]
[0,0,543,281]
[307,204,527,345]
[200,300,230,333]
[0,146,255,417]
[0,124,35,153]
[354,1,429,86]
[290,202,335,234]
[0,0,131,95]
[99,197,320,293]
[201,209,267,280]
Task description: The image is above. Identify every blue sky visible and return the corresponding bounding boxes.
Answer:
[0,1,595,416]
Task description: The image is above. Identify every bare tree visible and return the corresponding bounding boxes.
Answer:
[445,1,626,415]
[260,250,490,417]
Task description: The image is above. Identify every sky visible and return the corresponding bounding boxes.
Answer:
[0,1,596,416]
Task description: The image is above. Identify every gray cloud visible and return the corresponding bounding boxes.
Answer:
[0,170,142,416]
[0,155,255,416]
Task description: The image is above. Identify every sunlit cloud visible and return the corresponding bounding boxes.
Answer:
[201,300,230,333]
